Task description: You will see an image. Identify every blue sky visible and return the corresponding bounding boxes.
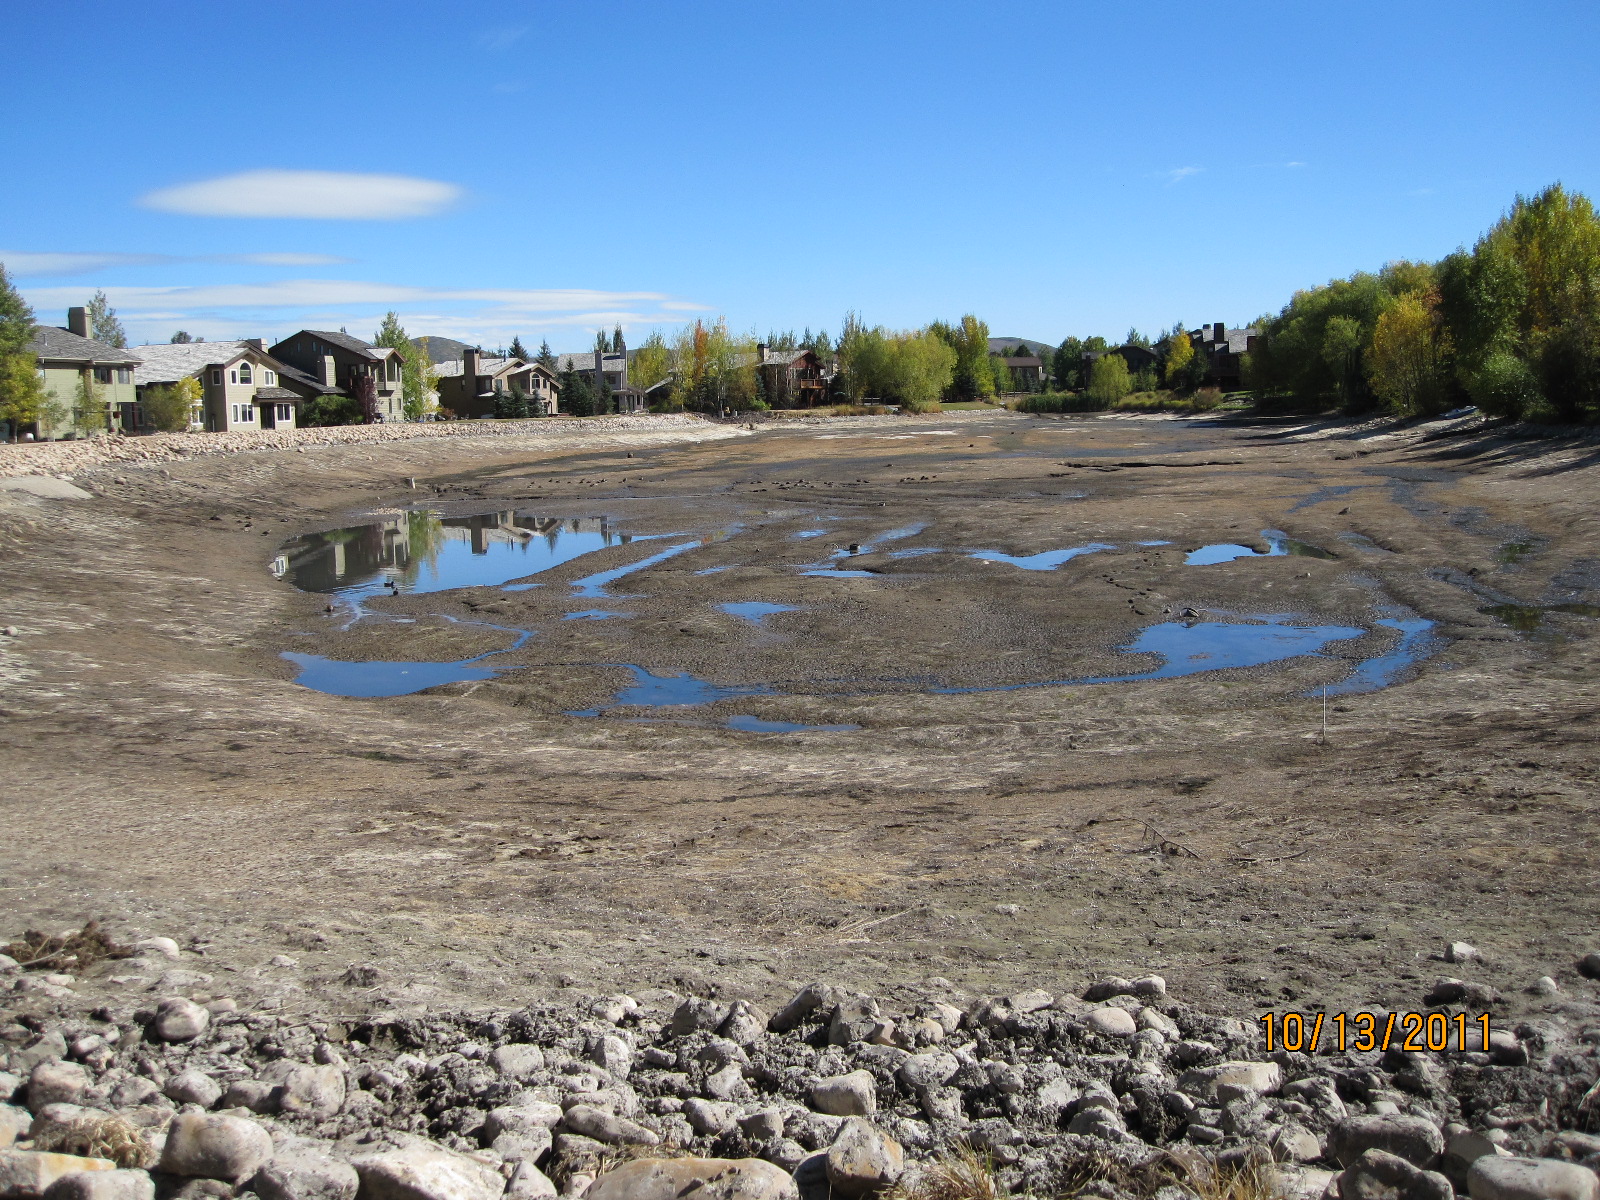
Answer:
[4,1,1597,352]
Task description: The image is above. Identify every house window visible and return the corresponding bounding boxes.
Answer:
[230,370,238,384]
[277,404,291,422]
[94,367,111,383]
[242,405,254,423]
[230,404,239,423]
[212,370,222,385]
[116,367,131,384]
[264,370,275,384]
[239,363,253,384]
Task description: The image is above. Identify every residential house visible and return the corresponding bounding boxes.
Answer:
[756,344,829,406]
[1189,322,1258,390]
[269,329,407,421]
[996,356,1044,392]
[556,343,646,413]
[1083,344,1160,382]
[131,339,301,432]
[18,308,143,439]
[434,348,559,418]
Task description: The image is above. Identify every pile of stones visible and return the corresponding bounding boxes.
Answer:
[5,947,1600,1200]
[0,413,713,481]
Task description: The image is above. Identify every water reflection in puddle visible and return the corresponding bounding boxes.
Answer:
[719,601,800,624]
[1187,530,1336,565]
[282,620,532,698]
[564,609,631,620]
[969,542,1116,570]
[1317,618,1438,696]
[569,540,704,597]
[273,511,669,598]
[1479,602,1600,633]
[567,665,856,732]
[931,617,1364,693]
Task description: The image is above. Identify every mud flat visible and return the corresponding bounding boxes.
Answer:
[1,411,1599,1047]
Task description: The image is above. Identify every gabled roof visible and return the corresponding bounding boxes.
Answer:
[556,351,627,373]
[130,340,265,385]
[759,349,817,367]
[272,361,342,396]
[1000,356,1043,367]
[27,326,142,366]
[302,329,382,359]
[435,356,553,380]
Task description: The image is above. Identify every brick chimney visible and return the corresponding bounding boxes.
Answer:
[757,342,769,363]
[320,354,338,388]
[246,338,267,352]
[67,307,90,338]
[463,347,480,396]
[1213,322,1226,344]
[616,330,627,389]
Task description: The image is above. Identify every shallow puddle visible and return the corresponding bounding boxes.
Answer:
[282,621,532,698]
[969,542,1116,571]
[569,540,705,598]
[1480,602,1600,633]
[931,617,1365,694]
[273,511,668,598]
[719,601,801,624]
[1186,530,1335,565]
[567,665,773,714]
[1317,618,1438,696]
[564,609,632,621]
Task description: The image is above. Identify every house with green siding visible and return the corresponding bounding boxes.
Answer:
[23,308,143,439]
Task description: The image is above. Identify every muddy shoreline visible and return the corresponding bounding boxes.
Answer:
[1,411,1597,1039]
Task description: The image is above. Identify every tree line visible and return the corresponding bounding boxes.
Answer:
[1246,183,1600,420]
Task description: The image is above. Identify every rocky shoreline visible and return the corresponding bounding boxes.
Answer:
[4,932,1600,1200]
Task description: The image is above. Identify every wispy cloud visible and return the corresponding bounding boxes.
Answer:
[1,249,352,277]
[1286,160,1307,168]
[1164,166,1204,185]
[140,170,463,220]
[20,278,707,347]
[479,26,528,52]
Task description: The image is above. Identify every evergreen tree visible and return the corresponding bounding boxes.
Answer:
[372,311,435,421]
[0,264,47,433]
[537,340,556,373]
[86,290,126,347]
[612,324,625,352]
[509,336,529,361]
[170,331,193,344]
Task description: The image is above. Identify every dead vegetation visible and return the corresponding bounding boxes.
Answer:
[30,1111,157,1168]
[2,919,130,971]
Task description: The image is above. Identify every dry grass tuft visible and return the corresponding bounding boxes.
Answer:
[32,1113,157,1169]
[3,920,131,971]
[886,1145,1004,1200]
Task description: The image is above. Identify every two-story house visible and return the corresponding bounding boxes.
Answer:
[434,348,559,418]
[21,308,143,439]
[1189,322,1258,390]
[756,345,829,406]
[131,339,301,432]
[269,330,405,421]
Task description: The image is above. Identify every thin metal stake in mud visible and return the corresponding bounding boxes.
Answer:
[1322,686,1329,744]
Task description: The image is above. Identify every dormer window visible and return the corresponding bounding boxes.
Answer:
[239,363,253,385]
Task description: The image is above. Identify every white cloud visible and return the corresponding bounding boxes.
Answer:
[480,25,528,51]
[140,170,463,220]
[1165,166,1204,184]
[1,251,165,275]
[24,280,677,312]
[1286,160,1307,168]
[235,252,350,266]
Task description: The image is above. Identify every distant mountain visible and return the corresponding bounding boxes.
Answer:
[988,336,1055,358]
[412,335,470,365]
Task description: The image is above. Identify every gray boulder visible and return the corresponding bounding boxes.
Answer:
[824,1118,903,1198]
[27,1065,89,1115]
[559,1105,658,1147]
[810,1072,875,1117]
[252,1146,358,1200]
[585,1157,795,1200]
[163,1072,221,1110]
[151,1000,210,1044]
[351,1143,506,1200]
[0,1152,118,1199]
[1330,1115,1445,1170]
[159,1115,274,1183]
[1468,1156,1599,1200]
[1338,1148,1452,1200]
[41,1169,155,1200]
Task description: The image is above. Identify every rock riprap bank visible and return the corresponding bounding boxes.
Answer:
[4,945,1600,1200]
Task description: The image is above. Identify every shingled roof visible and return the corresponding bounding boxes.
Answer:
[26,326,142,366]
[130,340,260,385]
[303,329,383,359]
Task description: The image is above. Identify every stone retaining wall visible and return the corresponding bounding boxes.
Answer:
[0,415,723,479]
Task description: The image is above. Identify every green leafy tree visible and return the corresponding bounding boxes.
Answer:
[86,290,126,347]
[300,394,363,426]
[1163,328,1195,388]
[1051,337,1085,389]
[0,264,47,434]
[170,330,193,344]
[612,324,625,353]
[1320,316,1367,409]
[372,311,436,420]
[73,373,108,435]
[1086,354,1132,406]
[629,331,672,390]
[929,315,994,400]
[140,378,200,433]
[1368,291,1451,416]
